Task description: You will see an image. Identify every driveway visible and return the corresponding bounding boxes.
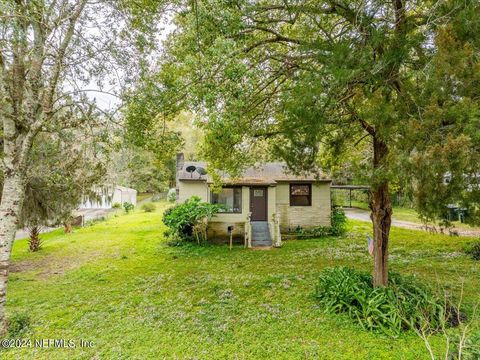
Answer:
[344,208,480,237]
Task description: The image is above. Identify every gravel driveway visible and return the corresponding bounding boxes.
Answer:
[344,208,480,237]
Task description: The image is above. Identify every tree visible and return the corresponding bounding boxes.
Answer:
[120,101,203,192]
[129,0,480,287]
[0,0,166,335]
[106,146,174,193]
[17,131,106,244]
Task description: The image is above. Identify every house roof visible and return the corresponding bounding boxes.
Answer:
[115,185,138,193]
[177,162,331,184]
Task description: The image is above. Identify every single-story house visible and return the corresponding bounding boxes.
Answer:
[175,153,332,248]
[80,185,137,209]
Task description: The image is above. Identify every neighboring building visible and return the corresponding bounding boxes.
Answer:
[175,153,332,248]
[80,185,137,209]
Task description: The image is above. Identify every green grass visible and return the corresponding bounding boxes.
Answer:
[3,202,479,359]
[349,200,480,231]
[137,192,154,203]
[350,200,422,223]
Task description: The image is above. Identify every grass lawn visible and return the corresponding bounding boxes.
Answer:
[349,200,480,231]
[137,192,154,203]
[3,201,479,359]
[349,200,421,223]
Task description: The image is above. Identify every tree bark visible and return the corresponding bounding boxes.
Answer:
[63,221,72,234]
[370,137,392,287]
[0,174,26,336]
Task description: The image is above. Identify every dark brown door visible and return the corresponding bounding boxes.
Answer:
[250,187,268,221]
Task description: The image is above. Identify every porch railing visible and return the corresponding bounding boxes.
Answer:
[269,213,282,248]
[244,212,252,248]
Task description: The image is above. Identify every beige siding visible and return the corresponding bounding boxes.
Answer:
[276,182,331,232]
[267,186,276,222]
[178,181,208,203]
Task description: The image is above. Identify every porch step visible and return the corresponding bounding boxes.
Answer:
[251,221,272,247]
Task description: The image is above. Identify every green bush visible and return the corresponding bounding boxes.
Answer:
[123,202,135,213]
[294,207,347,238]
[464,241,480,260]
[330,206,347,236]
[314,267,457,336]
[163,196,223,241]
[167,188,177,203]
[141,203,156,213]
[295,226,331,239]
[8,312,30,336]
[112,202,121,209]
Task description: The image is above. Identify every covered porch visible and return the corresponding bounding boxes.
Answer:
[207,182,282,249]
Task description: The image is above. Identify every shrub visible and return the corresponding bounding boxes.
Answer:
[294,207,347,239]
[464,241,480,260]
[112,202,121,209]
[163,196,223,242]
[330,206,347,236]
[295,226,331,239]
[141,203,156,213]
[314,267,457,336]
[167,188,177,203]
[84,217,106,226]
[123,202,135,214]
[8,312,30,336]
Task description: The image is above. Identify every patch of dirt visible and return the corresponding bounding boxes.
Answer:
[10,250,105,279]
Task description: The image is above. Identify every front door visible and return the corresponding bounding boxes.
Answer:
[250,187,268,221]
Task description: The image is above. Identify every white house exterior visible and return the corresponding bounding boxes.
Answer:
[80,185,137,209]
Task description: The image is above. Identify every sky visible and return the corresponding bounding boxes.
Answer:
[84,11,177,112]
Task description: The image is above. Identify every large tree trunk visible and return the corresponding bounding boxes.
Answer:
[0,174,25,336]
[370,137,392,287]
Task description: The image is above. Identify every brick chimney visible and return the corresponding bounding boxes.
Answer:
[176,153,184,171]
[175,153,184,187]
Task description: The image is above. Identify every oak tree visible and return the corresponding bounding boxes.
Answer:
[129,0,480,287]
[0,0,166,334]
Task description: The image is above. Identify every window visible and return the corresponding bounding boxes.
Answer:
[253,189,264,197]
[211,187,242,213]
[290,183,312,206]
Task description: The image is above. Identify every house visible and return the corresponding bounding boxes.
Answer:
[80,185,137,209]
[175,153,332,248]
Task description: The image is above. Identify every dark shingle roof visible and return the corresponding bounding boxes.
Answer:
[177,162,330,184]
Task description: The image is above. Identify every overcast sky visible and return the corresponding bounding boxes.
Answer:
[85,12,177,112]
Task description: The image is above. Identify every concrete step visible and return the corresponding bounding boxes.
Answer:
[251,221,272,245]
[252,241,272,247]
[252,234,271,240]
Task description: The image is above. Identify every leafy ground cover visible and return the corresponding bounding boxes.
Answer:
[2,202,479,359]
